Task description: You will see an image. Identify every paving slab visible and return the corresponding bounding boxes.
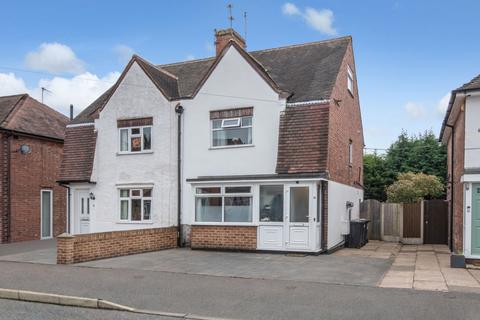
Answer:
[414,270,444,282]
[442,269,480,288]
[413,280,448,291]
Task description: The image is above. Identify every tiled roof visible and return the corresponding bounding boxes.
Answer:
[456,74,480,91]
[0,94,69,140]
[276,104,329,174]
[72,36,350,124]
[58,125,96,182]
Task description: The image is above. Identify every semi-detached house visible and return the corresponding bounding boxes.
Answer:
[58,29,364,261]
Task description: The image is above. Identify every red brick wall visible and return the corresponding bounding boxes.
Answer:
[327,42,364,189]
[9,135,66,242]
[447,110,465,254]
[57,227,177,264]
[191,225,257,250]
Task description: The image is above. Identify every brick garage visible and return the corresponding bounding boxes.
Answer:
[57,227,177,264]
[190,225,257,250]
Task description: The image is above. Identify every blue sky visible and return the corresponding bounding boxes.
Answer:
[1,0,479,149]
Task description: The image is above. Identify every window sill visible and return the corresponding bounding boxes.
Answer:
[192,222,257,226]
[117,221,154,225]
[117,151,154,156]
[209,144,255,150]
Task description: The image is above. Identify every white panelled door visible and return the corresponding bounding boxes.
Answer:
[76,191,90,234]
[285,185,312,250]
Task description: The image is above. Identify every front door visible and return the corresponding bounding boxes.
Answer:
[472,184,480,256]
[76,191,90,234]
[286,185,311,250]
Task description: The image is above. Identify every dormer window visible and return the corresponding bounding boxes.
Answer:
[210,107,253,148]
[117,117,153,153]
[347,65,354,94]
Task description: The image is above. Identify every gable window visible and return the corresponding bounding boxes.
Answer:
[195,186,252,223]
[119,126,152,153]
[348,139,353,166]
[212,116,252,147]
[347,65,354,94]
[119,188,152,222]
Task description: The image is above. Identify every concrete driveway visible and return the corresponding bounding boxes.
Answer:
[0,239,56,264]
[78,248,391,287]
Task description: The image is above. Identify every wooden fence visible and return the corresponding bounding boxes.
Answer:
[361,199,424,244]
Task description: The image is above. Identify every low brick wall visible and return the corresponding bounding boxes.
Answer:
[190,225,257,250]
[57,227,177,264]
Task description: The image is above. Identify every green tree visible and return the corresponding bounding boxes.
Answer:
[386,172,444,203]
[363,130,447,201]
[364,153,388,201]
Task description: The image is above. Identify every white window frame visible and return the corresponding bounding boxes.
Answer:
[118,187,153,223]
[211,116,253,148]
[194,185,254,225]
[347,65,354,94]
[118,125,153,154]
[40,189,53,239]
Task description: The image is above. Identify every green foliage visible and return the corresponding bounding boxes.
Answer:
[364,153,388,201]
[363,130,447,201]
[386,172,444,203]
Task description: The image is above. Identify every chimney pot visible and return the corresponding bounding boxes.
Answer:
[214,28,246,56]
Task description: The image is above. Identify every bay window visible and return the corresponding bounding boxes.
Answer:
[119,188,152,222]
[195,186,252,223]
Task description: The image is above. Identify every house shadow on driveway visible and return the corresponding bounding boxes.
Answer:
[0,239,56,264]
[77,248,392,287]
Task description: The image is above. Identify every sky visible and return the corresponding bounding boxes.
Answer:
[1,0,479,150]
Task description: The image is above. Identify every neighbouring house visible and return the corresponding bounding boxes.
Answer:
[0,94,69,243]
[58,28,364,263]
[440,74,480,266]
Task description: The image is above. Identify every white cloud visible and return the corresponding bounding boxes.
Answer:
[304,8,337,36]
[437,93,450,115]
[114,44,135,64]
[0,73,28,96]
[405,102,427,119]
[281,3,337,36]
[0,71,119,116]
[25,42,85,74]
[282,3,301,16]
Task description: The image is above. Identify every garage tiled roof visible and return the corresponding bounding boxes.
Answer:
[0,94,69,140]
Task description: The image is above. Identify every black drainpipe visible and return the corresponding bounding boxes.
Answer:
[446,123,454,252]
[175,104,184,247]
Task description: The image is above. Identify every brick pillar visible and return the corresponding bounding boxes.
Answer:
[0,133,10,243]
[57,233,75,264]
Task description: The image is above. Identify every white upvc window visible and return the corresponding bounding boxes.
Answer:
[119,188,152,222]
[195,186,253,223]
[119,126,152,153]
[211,116,252,147]
[347,65,354,94]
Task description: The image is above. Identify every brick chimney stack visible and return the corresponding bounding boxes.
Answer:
[214,28,246,55]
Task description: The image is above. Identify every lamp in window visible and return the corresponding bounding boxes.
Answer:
[89,192,95,200]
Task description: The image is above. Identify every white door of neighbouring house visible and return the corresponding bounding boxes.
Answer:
[41,190,53,239]
[285,185,312,250]
[76,191,90,234]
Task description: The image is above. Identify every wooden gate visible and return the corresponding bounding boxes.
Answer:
[423,200,448,244]
[403,202,422,239]
[360,199,381,240]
